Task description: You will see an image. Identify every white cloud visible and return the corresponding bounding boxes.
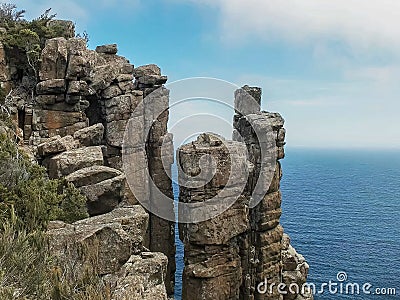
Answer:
[192,0,400,53]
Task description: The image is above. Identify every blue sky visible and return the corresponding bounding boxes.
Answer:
[11,0,400,149]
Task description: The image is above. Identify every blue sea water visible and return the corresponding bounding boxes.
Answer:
[173,149,400,299]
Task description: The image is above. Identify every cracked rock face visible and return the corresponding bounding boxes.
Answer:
[106,252,168,300]
[47,206,149,275]
[0,20,312,299]
[178,88,313,300]
[1,19,176,299]
[47,146,104,179]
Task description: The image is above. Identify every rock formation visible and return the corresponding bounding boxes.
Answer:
[1,21,175,299]
[0,18,313,300]
[177,87,313,300]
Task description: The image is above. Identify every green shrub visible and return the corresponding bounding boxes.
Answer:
[0,220,50,299]
[0,217,109,300]
[0,5,72,76]
[0,130,88,231]
[0,122,107,299]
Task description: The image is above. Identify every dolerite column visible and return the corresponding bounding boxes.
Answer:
[233,86,286,300]
[178,133,249,300]
[133,65,176,295]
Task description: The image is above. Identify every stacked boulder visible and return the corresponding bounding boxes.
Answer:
[281,234,313,300]
[178,133,249,299]
[24,31,176,299]
[47,206,169,299]
[36,124,125,216]
[178,87,313,300]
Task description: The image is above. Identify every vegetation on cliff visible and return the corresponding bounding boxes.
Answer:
[0,118,110,299]
[0,4,108,298]
[0,4,68,77]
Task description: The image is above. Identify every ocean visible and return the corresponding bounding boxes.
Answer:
[173,148,400,299]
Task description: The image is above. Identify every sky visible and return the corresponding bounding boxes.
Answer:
[9,0,400,149]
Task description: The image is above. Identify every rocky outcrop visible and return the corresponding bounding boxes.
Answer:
[281,234,314,300]
[0,27,177,298]
[47,206,169,299]
[105,253,168,300]
[47,206,149,275]
[178,133,249,299]
[1,18,313,300]
[29,32,175,297]
[177,87,313,300]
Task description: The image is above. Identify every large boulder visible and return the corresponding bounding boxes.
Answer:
[37,135,78,157]
[107,252,168,300]
[65,165,125,216]
[48,146,104,178]
[96,44,118,55]
[47,206,149,275]
[36,79,67,95]
[47,20,75,39]
[79,174,126,216]
[89,56,133,91]
[133,64,161,78]
[65,165,122,187]
[33,110,87,131]
[73,123,104,146]
[39,37,68,81]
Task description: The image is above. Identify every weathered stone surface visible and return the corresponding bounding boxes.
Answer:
[88,56,133,91]
[36,79,66,94]
[73,123,104,146]
[48,146,104,178]
[178,133,249,299]
[105,93,135,122]
[183,195,249,245]
[33,110,87,130]
[36,94,65,105]
[178,133,248,190]
[80,174,126,216]
[66,165,122,188]
[133,64,161,78]
[106,119,129,147]
[37,135,78,157]
[178,86,312,300]
[108,252,168,300]
[103,85,123,99]
[67,80,92,96]
[96,44,118,55]
[66,54,91,80]
[39,37,68,81]
[66,38,87,55]
[38,122,88,139]
[282,240,311,300]
[182,245,242,300]
[118,80,135,93]
[47,206,149,275]
[234,86,261,115]
[4,32,177,298]
[107,156,123,171]
[116,74,134,82]
[137,75,168,86]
